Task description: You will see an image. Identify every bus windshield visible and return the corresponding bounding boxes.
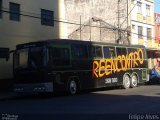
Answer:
[14,47,46,69]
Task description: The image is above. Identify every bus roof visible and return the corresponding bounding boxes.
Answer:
[16,39,145,50]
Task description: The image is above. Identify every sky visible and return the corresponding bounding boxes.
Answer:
[155,0,160,13]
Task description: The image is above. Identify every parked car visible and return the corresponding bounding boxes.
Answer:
[149,66,160,84]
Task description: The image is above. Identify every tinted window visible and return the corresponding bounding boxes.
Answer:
[103,46,115,58]
[91,46,102,58]
[19,49,28,68]
[10,2,20,21]
[128,48,145,60]
[50,47,70,66]
[116,47,127,56]
[128,48,138,54]
[72,45,88,59]
[28,48,45,68]
[128,48,146,59]
[14,47,46,69]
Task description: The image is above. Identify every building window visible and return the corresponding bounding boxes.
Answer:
[10,2,20,21]
[146,5,150,16]
[147,28,152,39]
[138,26,143,38]
[0,0,2,18]
[156,15,160,24]
[132,24,135,29]
[137,2,142,14]
[158,26,160,37]
[131,0,134,4]
[41,9,54,26]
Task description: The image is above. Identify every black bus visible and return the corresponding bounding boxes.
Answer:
[13,39,149,95]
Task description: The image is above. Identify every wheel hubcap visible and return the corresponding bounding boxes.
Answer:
[132,76,137,86]
[70,81,77,95]
[124,75,130,88]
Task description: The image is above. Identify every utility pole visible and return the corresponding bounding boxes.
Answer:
[117,0,121,44]
[80,16,82,40]
[127,0,130,45]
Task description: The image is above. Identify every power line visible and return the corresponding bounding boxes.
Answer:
[0,8,159,42]
[1,8,118,30]
[120,0,138,28]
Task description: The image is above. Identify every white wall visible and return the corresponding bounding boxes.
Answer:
[0,0,67,79]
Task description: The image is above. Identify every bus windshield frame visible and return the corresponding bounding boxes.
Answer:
[14,47,47,70]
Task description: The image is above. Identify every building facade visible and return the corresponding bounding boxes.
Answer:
[128,0,156,69]
[0,0,158,81]
[129,0,155,48]
[153,13,160,67]
[0,0,67,80]
[0,0,129,80]
[65,0,128,44]
[155,13,160,46]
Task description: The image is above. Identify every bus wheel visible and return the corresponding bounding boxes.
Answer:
[130,74,138,88]
[122,74,130,89]
[67,78,78,95]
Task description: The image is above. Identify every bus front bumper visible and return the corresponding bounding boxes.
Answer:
[14,82,53,93]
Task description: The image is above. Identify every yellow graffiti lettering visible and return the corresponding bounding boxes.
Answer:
[138,49,144,64]
[92,48,145,78]
[117,55,121,72]
[111,58,116,73]
[99,59,105,77]
[105,59,112,76]
[121,55,126,71]
[92,61,99,78]
[127,52,133,68]
[133,51,138,67]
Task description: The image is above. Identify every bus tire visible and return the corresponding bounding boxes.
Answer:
[130,74,138,88]
[67,78,79,95]
[122,74,130,89]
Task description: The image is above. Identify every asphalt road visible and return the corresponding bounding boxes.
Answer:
[0,85,160,120]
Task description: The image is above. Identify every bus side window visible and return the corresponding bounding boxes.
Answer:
[103,47,115,58]
[128,48,137,55]
[50,47,70,66]
[91,46,102,58]
[116,47,127,56]
[128,48,145,59]
[139,49,145,59]
[71,44,88,59]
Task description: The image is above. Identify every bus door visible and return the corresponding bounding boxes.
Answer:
[47,44,72,91]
